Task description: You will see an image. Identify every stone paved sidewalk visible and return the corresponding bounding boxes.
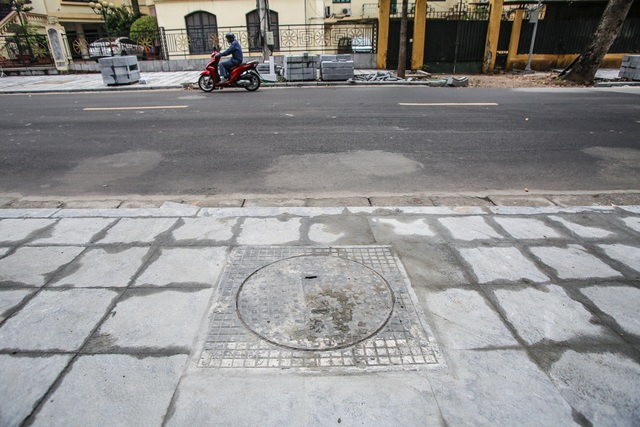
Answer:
[0,204,639,426]
[0,71,200,93]
[0,68,633,94]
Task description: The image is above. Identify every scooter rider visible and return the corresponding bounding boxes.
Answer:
[215,33,243,83]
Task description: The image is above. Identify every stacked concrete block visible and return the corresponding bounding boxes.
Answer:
[319,54,352,64]
[618,55,640,81]
[257,62,270,74]
[320,60,354,81]
[98,56,140,85]
[283,53,317,81]
[257,61,281,74]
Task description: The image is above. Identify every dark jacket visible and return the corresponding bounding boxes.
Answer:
[220,40,243,63]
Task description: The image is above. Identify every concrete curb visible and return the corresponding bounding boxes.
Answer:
[2,191,639,210]
[594,81,640,87]
[0,80,455,94]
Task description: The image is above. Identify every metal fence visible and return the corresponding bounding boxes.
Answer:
[518,17,640,55]
[426,10,490,20]
[0,33,54,66]
[61,23,376,61]
[63,30,162,60]
[160,23,377,59]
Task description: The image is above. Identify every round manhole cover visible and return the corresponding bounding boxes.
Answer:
[236,255,395,351]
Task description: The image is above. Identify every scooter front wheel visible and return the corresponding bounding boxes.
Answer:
[244,73,260,92]
[198,75,214,92]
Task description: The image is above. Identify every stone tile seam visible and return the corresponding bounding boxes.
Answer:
[471,283,638,421]
[561,286,640,346]
[582,242,640,280]
[0,206,640,226]
[1,205,638,218]
[173,248,232,377]
[547,213,639,240]
[0,245,93,329]
[440,235,638,288]
[387,246,447,369]
[482,283,636,346]
[7,236,637,249]
[0,227,640,257]
[18,242,185,424]
[2,221,638,280]
[0,218,61,251]
[17,285,125,426]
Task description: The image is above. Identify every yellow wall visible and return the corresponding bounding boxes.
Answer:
[33,0,150,24]
[508,54,626,71]
[29,0,49,15]
[323,0,370,18]
[153,0,306,30]
[320,0,465,17]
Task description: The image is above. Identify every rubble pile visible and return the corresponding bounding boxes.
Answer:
[350,71,469,87]
[351,71,403,82]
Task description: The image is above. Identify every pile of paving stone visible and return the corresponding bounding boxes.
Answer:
[352,71,404,82]
[349,71,469,87]
[619,55,640,81]
[319,54,354,81]
[283,53,318,81]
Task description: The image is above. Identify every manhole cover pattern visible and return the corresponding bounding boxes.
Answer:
[237,256,394,350]
[199,246,443,370]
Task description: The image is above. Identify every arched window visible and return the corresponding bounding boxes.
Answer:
[186,12,218,54]
[246,9,279,52]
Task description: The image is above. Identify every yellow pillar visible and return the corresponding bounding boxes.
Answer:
[506,9,524,71]
[483,0,504,73]
[377,0,390,69]
[411,0,427,70]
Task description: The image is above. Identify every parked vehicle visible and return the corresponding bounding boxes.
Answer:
[351,36,373,53]
[337,37,352,54]
[337,36,373,54]
[89,37,145,60]
[198,50,261,92]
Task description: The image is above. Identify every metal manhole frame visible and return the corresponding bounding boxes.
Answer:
[198,245,445,371]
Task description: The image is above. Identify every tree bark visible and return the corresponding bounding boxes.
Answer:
[397,0,409,78]
[130,0,140,17]
[564,0,633,84]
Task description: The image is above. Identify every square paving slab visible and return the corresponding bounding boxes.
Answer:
[199,246,443,370]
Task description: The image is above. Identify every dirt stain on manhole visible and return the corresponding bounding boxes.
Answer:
[236,255,395,351]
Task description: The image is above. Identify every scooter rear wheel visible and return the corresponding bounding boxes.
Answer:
[244,73,260,92]
[198,75,214,92]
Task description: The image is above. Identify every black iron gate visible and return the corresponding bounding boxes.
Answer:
[386,18,414,70]
[423,14,489,73]
[518,18,640,55]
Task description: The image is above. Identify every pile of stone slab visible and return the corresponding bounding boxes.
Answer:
[98,56,140,86]
[352,71,402,82]
[619,55,640,81]
[257,61,282,75]
[349,71,470,87]
[320,54,354,81]
[283,53,317,81]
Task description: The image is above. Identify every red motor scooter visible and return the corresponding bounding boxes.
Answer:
[198,50,261,92]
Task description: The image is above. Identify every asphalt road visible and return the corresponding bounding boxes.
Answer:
[1,86,639,197]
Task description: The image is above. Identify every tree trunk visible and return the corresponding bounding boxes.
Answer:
[131,0,140,17]
[564,0,633,84]
[397,0,409,78]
